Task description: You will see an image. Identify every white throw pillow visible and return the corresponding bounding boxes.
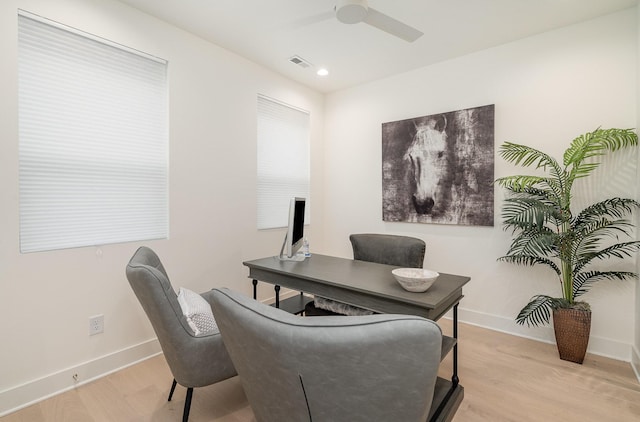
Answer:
[177,287,218,335]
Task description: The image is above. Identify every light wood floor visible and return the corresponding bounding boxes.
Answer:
[3,320,640,422]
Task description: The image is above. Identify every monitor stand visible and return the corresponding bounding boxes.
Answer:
[278,233,306,261]
[278,254,306,262]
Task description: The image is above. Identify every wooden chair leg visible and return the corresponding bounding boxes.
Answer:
[182,388,193,422]
[168,378,177,401]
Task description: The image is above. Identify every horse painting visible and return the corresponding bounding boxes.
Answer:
[382,105,494,226]
[405,115,448,215]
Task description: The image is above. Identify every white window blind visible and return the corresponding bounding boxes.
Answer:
[257,95,310,229]
[18,11,169,253]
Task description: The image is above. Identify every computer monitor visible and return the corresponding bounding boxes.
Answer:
[279,197,306,261]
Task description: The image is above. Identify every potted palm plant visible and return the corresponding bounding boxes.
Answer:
[495,128,640,363]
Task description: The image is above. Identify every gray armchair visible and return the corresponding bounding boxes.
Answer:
[211,287,442,422]
[125,247,236,422]
[306,233,426,316]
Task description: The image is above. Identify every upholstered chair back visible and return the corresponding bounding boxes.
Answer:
[126,246,236,388]
[212,287,442,422]
[350,233,426,268]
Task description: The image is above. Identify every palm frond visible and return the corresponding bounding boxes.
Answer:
[503,188,559,212]
[565,128,638,180]
[574,198,639,225]
[574,241,640,275]
[594,241,640,260]
[591,128,638,151]
[500,142,560,170]
[517,186,555,199]
[573,241,640,272]
[572,218,635,258]
[497,175,566,201]
[563,131,603,166]
[497,255,560,275]
[505,229,557,258]
[501,197,557,231]
[516,295,564,326]
[573,217,635,240]
[573,270,638,298]
[495,175,548,192]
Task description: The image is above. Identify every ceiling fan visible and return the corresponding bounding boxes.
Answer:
[334,0,423,42]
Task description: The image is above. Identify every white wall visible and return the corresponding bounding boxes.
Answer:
[0,0,324,414]
[322,10,638,359]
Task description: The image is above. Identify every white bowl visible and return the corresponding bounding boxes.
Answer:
[392,268,439,292]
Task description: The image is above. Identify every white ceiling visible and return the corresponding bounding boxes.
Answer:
[117,0,637,93]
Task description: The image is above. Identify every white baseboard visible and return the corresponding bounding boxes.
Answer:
[0,338,161,417]
[454,307,632,362]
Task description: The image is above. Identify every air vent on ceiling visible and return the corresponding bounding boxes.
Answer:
[289,55,313,69]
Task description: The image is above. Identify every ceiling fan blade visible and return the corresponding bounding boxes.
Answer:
[364,7,423,42]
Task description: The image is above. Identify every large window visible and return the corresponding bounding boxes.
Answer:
[18,11,168,253]
[256,95,310,229]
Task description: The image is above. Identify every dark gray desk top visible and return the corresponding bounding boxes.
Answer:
[243,254,470,320]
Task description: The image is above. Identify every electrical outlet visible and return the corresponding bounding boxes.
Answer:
[89,314,104,336]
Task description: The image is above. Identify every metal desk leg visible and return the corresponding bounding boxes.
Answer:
[274,285,280,308]
[430,303,461,422]
[252,279,258,300]
[452,303,459,387]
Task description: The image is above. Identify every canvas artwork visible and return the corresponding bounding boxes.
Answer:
[382,104,495,226]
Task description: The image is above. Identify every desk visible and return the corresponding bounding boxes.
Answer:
[243,254,470,422]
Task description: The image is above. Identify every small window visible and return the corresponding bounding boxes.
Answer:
[18,11,169,253]
[256,95,310,229]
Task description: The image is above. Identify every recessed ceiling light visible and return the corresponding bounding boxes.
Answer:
[316,68,329,77]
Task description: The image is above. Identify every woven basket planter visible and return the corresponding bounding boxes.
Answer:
[552,308,591,364]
